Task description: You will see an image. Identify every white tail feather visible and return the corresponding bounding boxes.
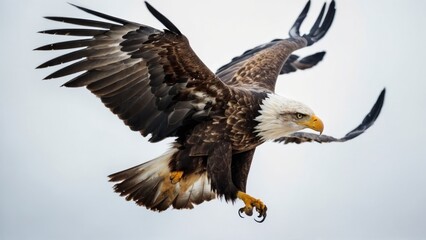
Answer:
[109,148,215,211]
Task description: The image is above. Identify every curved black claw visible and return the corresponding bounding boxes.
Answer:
[289,0,336,46]
[238,208,245,218]
[238,205,267,223]
[238,206,253,219]
[254,206,268,223]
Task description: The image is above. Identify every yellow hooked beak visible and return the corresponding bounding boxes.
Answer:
[300,115,324,134]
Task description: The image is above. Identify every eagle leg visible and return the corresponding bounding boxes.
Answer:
[169,171,184,184]
[237,191,268,223]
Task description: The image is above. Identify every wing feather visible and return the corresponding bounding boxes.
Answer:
[37,3,229,142]
[215,1,335,92]
[44,16,119,28]
[39,28,107,36]
[216,45,326,81]
[35,39,112,51]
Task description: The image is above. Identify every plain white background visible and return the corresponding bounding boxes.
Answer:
[1,0,425,239]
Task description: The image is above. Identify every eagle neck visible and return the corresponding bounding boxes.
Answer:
[254,93,295,141]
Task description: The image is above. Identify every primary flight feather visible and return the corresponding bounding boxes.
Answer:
[36,1,385,222]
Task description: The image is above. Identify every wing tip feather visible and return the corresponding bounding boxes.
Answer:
[145,1,182,35]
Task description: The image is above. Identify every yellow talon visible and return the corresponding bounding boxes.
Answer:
[169,171,184,184]
[237,191,268,223]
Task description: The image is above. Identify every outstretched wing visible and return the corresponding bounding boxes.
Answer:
[216,39,326,82]
[36,3,229,142]
[275,89,386,144]
[216,0,335,92]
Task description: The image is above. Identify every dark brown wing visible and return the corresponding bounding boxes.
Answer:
[217,0,335,92]
[216,40,326,82]
[36,3,229,142]
[275,89,386,144]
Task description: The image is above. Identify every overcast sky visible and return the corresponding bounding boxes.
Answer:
[1,0,425,239]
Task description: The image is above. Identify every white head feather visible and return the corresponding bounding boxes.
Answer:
[254,93,315,141]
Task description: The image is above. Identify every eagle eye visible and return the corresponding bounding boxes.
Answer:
[296,113,305,119]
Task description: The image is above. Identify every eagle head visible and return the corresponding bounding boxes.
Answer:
[254,93,324,141]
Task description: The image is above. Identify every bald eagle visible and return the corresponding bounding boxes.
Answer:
[36,1,385,222]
